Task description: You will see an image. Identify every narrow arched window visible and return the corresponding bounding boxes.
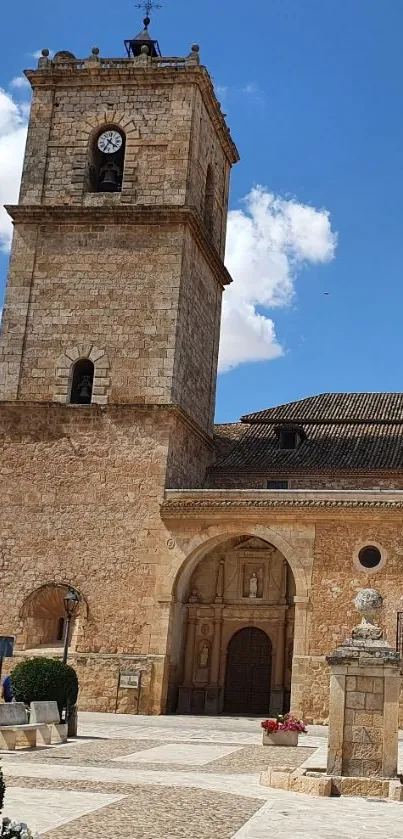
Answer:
[70,359,94,405]
[203,165,215,235]
[87,126,126,194]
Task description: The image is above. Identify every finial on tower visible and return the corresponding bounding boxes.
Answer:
[125,1,162,58]
[135,1,162,20]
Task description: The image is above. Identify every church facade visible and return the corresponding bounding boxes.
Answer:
[1,23,403,723]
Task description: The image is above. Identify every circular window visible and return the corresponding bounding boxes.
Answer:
[358,545,382,570]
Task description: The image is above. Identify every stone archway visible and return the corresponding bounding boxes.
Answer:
[168,534,296,715]
[19,583,86,652]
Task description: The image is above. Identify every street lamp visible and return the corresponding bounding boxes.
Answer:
[62,589,80,665]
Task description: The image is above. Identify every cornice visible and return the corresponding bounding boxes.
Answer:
[161,489,403,517]
[5,204,232,289]
[162,498,403,512]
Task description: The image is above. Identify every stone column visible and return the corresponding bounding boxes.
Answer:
[270,617,286,715]
[210,614,223,684]
[292,595,310,656]
[205,613,223,714]
[183,615,196,686]
[214,560,225,603]
[177,613,197,714]
[326,589,401,782]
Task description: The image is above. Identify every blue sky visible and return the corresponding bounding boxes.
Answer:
[1,0,403,423]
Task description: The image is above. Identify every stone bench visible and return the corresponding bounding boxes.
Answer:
[29,701,67,745]
[0,703,49,750]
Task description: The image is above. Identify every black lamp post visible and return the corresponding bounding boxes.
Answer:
[62,589,80,665]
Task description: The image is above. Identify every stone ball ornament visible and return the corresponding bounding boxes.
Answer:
[353,588,383,622]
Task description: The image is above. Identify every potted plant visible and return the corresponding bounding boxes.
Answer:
[261,713,307,746]
[1,819,39,838]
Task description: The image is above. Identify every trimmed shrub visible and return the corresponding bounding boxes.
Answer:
[10,658,78,712]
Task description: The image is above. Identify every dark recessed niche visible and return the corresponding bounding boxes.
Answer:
[358,545,382,569]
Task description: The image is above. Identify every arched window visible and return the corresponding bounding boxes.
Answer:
[203,164,215,235]
[70,359,94,405]
[87,126,126,193]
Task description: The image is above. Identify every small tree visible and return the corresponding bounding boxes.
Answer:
[10,658,78,714]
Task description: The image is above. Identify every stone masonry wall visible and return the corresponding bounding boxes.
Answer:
[172,228,223,435]
[292,519,403,724]
[20,71,231,258]
[208,472,403,490]
[21,78,194,210]
[1,222,222,433]
[0,402,212,712]
[3,652,165,715]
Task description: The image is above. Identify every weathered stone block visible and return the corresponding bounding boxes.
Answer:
[345,691,365,710]
[365,693,384,712]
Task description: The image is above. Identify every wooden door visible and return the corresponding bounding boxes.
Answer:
[224,627,271,715]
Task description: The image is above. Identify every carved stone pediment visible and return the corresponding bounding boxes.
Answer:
[234,538,275,554]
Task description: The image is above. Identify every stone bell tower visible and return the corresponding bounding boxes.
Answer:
[0,19,239,714]
[0,17,238,434]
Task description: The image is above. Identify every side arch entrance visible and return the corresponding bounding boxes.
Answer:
[167,534,295,716]
[224,627,271,715]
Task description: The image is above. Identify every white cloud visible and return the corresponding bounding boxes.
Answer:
[241,83,258,95]
[219,186,337,372]
[0,88,28,252]
[10,75,30,90]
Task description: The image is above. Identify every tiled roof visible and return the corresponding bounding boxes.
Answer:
[241,393,403,424]
[212,393,403,473]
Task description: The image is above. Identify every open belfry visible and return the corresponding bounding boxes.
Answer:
[1,11,403,721]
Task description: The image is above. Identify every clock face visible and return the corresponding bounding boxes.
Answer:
[97,130,123,154]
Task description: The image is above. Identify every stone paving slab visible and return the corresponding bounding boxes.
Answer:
[232,791,403,838]
[4,714,403,838]
[1,739,313,775]
[3,787,124,835]
[2,762,273,800]
[39,786,261,839]
[115,743,242,765]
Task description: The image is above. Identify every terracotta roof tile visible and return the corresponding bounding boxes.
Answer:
[241,392,403,424]
[213,393,403,474]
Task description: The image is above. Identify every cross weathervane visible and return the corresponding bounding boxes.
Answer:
[135,1,162,16]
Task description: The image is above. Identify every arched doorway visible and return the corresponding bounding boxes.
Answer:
[169,534,295,715]
[224,627,271,715]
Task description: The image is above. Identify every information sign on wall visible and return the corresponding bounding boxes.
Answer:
[119,671,141,690]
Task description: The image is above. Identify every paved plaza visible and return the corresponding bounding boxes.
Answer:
[2,713,403,837]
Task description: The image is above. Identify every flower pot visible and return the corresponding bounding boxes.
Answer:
[262,729,298,747]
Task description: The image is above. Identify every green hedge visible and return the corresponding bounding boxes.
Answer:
[10,658,79,712]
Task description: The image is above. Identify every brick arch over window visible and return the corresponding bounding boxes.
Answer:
[18,583,88,652]
[55,345,110,405]
[80,115,138,197]
[86,124,126,194]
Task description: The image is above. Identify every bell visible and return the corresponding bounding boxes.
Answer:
[78,375,92,403]
[99,162,120,193]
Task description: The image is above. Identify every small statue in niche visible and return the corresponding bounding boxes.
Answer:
[199,642,209,668]
[249,572,258,598]
[189,588,201,603]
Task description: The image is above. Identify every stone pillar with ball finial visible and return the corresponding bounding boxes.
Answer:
[326,588,401,785]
